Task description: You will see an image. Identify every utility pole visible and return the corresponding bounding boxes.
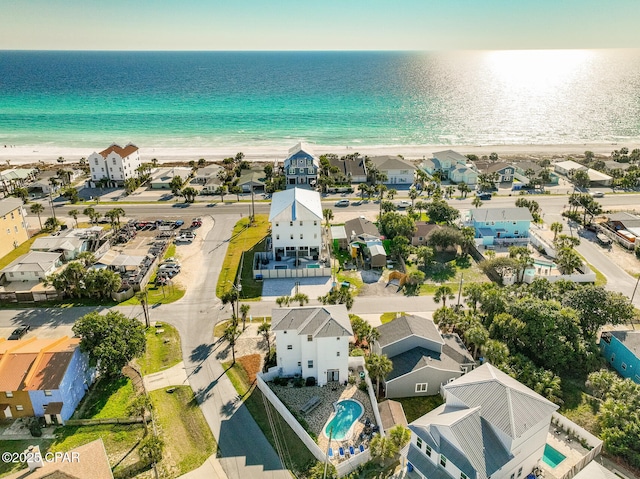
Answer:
[250,185,255,224]
[456,273,464,309]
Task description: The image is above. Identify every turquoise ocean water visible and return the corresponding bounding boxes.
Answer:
[1,50,640,148]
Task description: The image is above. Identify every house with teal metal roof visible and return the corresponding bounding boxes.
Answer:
[600,330,640,384]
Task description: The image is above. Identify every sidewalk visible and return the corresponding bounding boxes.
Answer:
[142,361,189,392]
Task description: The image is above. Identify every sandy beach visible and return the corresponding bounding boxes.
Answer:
[1,143,639,166]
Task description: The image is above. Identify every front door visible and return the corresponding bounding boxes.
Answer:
[3,405,12,419]
[327,370,339,383]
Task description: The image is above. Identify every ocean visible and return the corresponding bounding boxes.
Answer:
[1,49,640,148]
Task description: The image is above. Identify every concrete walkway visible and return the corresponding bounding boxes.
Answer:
[142,361,189,392]
[178,454,229,479]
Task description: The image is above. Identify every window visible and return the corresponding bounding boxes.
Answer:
[44,390,52,396]
[287,345,292,350]
[336,352,340,357]
[415,383,428,393]
[336,337,340,340]
[290,234,293,240]
[307,167,314,174]
[308,360,313,368]
[314,234,317,239]
[425,445,432,457]
[112,158,116,164]
[610,354,615,362]
[275,222,279,227]
[94,158,99,164]
[16,405,24,411]
[11,212,14,219]
[314,221,317,226]
[300,221,303,226]
[307,335,313,342]
[298,361,301,366]
[5,392,13,398]
[276,235,280,240]
[440,455,447,467]
[14,226,18,233]
[289,168,295,174]
[510,474,515,479]
[290,221,293,227]
[514,230,519,235]
[621,363,627,371]
[416,437,422,449]
[461,474,468,479]
[300,234,303,239]
[518,467,523,477]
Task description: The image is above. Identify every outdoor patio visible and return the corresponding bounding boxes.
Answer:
[270,380,378,463]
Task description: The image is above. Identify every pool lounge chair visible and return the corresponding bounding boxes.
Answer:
[339,447,345,458]
[359,444,365,453]
[328,448,334,459]
[349,446,355,456]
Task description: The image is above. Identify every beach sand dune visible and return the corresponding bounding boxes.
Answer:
[1,143,638,166]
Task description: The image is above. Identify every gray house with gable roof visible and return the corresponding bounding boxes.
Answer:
[372,315,475,398]
[404,363,558,479]
[271,305,353,386]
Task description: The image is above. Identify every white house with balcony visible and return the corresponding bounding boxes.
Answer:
[87,143,142,187]
[269,187,323,261]
[271,305,353,385]
[368,156,416,185]
[404,363,558,479]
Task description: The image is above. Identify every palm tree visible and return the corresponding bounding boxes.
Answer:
[386,188,397,200]
[258,322,272,352]
[221,288,239,318]
[323,208,334,230]
[292,293,309,306]
[30,203,45,230]
[128,393,153,434]
[365,353,393,398]
[408,187,419,207]
[364,327,380,356]
[76,251,96,267]
[224,322,240,365]
[464,323,489,359]
[471,196,483,208]
[481,339,510,366]
[68,209,80,228]
[445,186,456,199]
[550,221,563,241]
[240,304,251,331]
[182,186,198,203]
[556,247,583,275]
[434,285,455,308]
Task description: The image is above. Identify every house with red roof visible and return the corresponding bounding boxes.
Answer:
[88,143,142,187]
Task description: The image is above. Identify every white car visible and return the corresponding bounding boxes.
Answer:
[589,191,605,198]
[396,200,411,209]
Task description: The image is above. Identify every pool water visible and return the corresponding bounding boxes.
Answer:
[542,444,566,468]
[324,399,364,441]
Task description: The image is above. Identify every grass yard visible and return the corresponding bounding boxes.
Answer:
[74,376,135,420]
[336,269,364,293]
[135,323,182,376]
[380,312,406,324]
[396,395,444,423]
[0,231,48,270]
[150,386,217,477]
[0,439,54,477]
[240,237,267,299]
[216,215,269,300]
[558,376,600,435]
[224,360,316,475]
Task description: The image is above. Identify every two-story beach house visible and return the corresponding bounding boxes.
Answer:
[600,330,640,384]
[87,143,142,187]
[368,156,416,185]
[271,305,353,385]
[474,161,516,183]
[421,150,478,185]
[0,198,29,258]
[372,315,475,398]
[404,363,559,479]
[269,188,323,261]
[468,207,533,246]
[284,143,319,188]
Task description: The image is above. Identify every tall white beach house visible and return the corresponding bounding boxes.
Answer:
[269,187,323,261]
[87,143,142,187]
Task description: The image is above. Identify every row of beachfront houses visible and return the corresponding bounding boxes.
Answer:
[267,304,607,479]
[0,336,96,424]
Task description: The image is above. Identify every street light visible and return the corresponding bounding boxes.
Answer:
[227,280,242,319]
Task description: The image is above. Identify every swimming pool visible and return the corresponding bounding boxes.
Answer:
[323,399,364,441]
[542,444,566,468]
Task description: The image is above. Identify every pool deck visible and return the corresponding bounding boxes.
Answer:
[541,425,591,479]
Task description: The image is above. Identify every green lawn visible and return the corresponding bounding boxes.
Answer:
[380,312,406,324]
[223,361,316,475]
[396,395,444,423]
[136,323,182,375]
[0,231,48,270]
[150,386,217,477]
[412,253,488,296]
[216,215,269,299]
[240,237,267,299]
[336,270,364,293]
[74,376,135,419]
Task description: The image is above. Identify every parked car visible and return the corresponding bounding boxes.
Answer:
[174,220,185,228]
[350,200,363,206]
[596,233,612,247]
[191,217,202,227]
[334,199,350,207]
[159,264,181,274]
[175,234,195,243]
[476,192,492,200]
[590,191,605,198]
[9,325,30,340]
[585,223,598,232]
[161,258,180,266]
[396,200,411,209]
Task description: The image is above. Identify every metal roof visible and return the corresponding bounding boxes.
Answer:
[432,150,469,165]
[269,187,323,221]
[1,251,62,274]
[470,207,533,223]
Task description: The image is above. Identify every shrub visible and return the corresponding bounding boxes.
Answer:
[293,377,305,388]
[273,376,289,387]
[305,376,316,387]
[28,418,42,437]
[348,375,356,385]
[358,380,368,391]
[350,348,365,357]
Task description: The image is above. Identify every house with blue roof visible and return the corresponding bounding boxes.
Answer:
[468,207,533,246]
[600,330,640,384]
[284,142,319,188]
[404,363,558,479]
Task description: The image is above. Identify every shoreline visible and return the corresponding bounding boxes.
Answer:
[1,142,638,165]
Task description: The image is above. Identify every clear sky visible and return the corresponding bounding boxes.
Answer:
[2,0,639,51]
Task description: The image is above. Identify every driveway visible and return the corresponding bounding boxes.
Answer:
[261,276,333,300]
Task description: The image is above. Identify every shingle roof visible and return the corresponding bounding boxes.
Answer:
[98,143,138,159]
[470,207,533,223]
[344,217,381,240]
[442,334,475,365]
[271,305,353,338]
[328,156,367,177]
[378,400,408,430]
[432,150,469,165]
[413,222,440,240]
[443,363,558,440]
[386,346,461,381]
[0,197,24,217]
[474,161,513,174]
[269,188,323,221]
[376,315,444,349]
[369,155,416,171]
